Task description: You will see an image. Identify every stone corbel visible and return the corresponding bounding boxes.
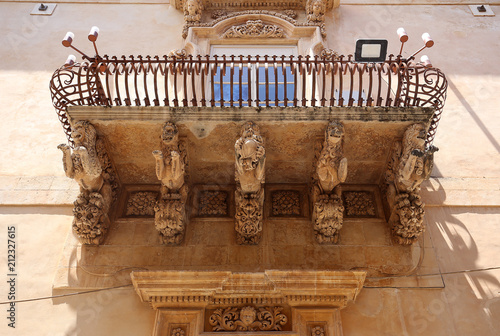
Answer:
[152,122,189,245]
[58,120,119,245]
[383,123,437,245]
[234,121,265,245]
[311,121,348,244]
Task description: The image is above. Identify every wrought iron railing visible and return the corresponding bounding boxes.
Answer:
[50,54,447,145]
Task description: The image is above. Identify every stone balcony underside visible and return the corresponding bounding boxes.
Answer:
[67,106,434,186]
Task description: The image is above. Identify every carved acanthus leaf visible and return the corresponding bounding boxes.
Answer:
[154,193,187,245]
[223,20,285,38]
[391,192,425,245]
[209,306,287,332]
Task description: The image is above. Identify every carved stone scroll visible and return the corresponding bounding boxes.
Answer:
[235,122,265,245]
[384,123,437,244]
[153,122,189,245]
[311,121,347,244]
[58,121,116,245]
[209,306,287,332]
[223,20,286,38]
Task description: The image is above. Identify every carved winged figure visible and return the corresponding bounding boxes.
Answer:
[58,121,104,194]
[316,121,348,194]
[152,122,187,198]
[235,122,266,195]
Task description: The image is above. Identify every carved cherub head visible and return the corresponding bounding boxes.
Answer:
[240,306,257,326]
[325,121,344,145]
[71,120,96,147]
[307,0,326,21]
[184,0,201,18]
[161,122,179,145]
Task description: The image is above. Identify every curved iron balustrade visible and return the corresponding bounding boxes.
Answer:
[50,54,447,146]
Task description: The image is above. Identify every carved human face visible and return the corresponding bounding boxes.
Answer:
[326,123,344,145]
[162,124,178,144]
[186,0,198,15]
[240,307,256,326]
[312,1,323,16]
[71,124,85,146]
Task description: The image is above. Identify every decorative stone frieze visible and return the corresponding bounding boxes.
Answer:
[58,120,117,245]
[384,123,437,244]
[311,121,347,244]
[223,20,285,38]
[209,306,288,331]
[272,190,301,216]
[198,190,228,216]
[126,191,158,216]
[153,122,189,245]
[284,9,297,19]
[235,121,265,245]
[343,191,376,217]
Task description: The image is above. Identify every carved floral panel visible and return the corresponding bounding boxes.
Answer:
[272,190,301,216]
[343,191,376,217]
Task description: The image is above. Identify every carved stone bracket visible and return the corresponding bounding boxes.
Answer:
[153,122,189,245]
[58,120,119,245]
[223,20,286,38]
[311,121,347,244]
[383,123,436,245]
[235,121,265,245]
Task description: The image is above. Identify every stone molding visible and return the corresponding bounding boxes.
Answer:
[131,270,366,310]
[171,0,339,11]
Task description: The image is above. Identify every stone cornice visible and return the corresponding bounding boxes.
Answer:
[131,270,366,309]
[171,0,339,11]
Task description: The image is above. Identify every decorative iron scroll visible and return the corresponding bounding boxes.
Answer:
[50,56,447,147]
[209,306,287,332]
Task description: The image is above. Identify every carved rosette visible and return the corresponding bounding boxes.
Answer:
[171,327,185,336]
[235,122,265,245]
[311,326,326,336]
[223,20,285,38]
[209,306,287,332]
[383,123,436,245]
[311,121,347,244]
[152,122,189,245]
[58,121,118,245]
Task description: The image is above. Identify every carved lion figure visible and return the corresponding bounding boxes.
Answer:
[183,0,202,23]
[72,192,109,245]
[154,198,185,245]
[235,122,266,195]
[316,121,348,194]
[313,194,344,244]
[306,0,326,23]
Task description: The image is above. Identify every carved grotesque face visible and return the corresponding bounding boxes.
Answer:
[326,123,344,145]
[71,124,85,146]
[74,198,102,228]
[162,124,178,144]
[315,198,344,235]
[240,307,257,326]
[240,139,259,171]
